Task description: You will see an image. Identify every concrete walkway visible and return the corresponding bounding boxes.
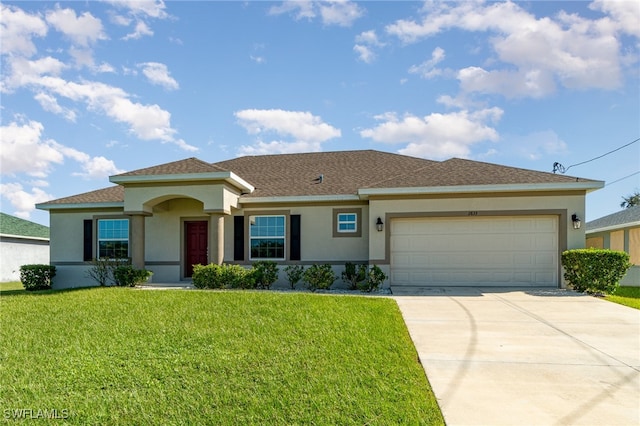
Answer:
[393,287,640,426]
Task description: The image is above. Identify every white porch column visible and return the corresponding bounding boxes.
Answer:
[130,214,146,269]
[209,213,225,265]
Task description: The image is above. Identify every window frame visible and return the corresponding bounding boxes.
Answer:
[332,208,362,238]
[249,214,286,261]
[337,213,358,233]
[96,218,130,259]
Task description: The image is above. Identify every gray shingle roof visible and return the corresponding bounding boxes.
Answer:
[0,213,49,239]
[113,157,226,176]
[586,205,640,232]
[40,185,124,206]
[38,150,600,206]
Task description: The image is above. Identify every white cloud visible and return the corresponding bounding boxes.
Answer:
[318,0,363,27]
[360,108,503,159]
[1,53,194,150]
[34,92,77,121]
[503,130,569,161]
[269,1,363,27]
[138,62,179,90]
[0,119,125,180]
[123,20,154,40]
[590,0,640,38]
[72,156,125,179]
[353,44,375,64]
[385,1,636,97]
[0,4,48,57]
[354,30,384,63]
[0,183,53,219]
[235,109,341,155]
[457,66,556,99]
[0,120,64,177]
[104,0,169,20]
[45,6,106,47]
[409,47,447,79]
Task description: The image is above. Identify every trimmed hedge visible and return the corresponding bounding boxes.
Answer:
[113,266,153,287]
[20,264,56,291]
[192,264,254,289]
[562,249,632,294]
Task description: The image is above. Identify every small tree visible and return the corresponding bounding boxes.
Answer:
[620,190,640,209]
[284,264,304,289]
[342,262,367,290]
[252,261,279,289]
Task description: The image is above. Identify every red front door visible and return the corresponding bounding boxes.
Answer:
[185,221,208,277]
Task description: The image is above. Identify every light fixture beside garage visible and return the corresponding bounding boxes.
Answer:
[376,217,384,232]
[571,214,581,230]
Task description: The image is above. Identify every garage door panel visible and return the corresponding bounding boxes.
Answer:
[390,216,558,287]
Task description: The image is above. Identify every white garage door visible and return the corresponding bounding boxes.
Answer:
[390,216,558,287]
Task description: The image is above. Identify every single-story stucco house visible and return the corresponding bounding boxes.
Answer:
[0,212,50,282]
[586,205,640,286]
[36,150,603,290]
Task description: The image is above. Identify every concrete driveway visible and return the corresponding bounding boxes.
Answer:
[393,287,640,426]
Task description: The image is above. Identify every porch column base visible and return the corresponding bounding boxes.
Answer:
[130,214,145,269]
[209,213,224,265]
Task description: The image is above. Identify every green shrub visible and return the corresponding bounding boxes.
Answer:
[192,263,252,289]
[252,261,279,289]
[113,266,153,287]
[357,265,388,293]
[224,264,254,289]
[20,264,56,291]
[342,262,367,290]
[303,264,336,292]
[562,249,632,294]
[284,264,305,289]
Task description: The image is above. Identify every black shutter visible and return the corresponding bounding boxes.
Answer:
[290,214,301,261]
[233,216,244,261]
[83,219,93,261]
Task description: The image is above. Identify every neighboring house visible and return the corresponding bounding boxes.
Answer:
[0,213,50,282]
[36,150,603,290]
[586,206,640,286]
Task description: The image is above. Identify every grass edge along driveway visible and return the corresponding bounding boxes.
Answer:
[0,287,444,425]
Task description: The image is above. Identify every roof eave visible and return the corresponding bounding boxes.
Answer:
[110,172,255,193]
[36,202,125,211]
[586,221,640,234]
[0,233,49,241]
[358,181,605,198]
[240,194,361,204]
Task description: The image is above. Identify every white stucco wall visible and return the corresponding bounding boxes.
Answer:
[0,237,50,282]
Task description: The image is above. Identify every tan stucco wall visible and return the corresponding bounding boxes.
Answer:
[368,193,585,262]
[123,183,239,214]
[232,204,369,263]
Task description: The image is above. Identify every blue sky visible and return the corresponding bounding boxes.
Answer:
[1,0,638,226]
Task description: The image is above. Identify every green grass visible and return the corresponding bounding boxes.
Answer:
[605,286,640,310]
[0,281,24,293]
[0,287,443,425]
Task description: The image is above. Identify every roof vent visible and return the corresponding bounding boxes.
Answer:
[314,174,324,184]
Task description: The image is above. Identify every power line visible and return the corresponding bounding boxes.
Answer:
[553,137,639,174]
[605,171,640,187]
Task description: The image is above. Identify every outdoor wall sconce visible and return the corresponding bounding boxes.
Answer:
[571,214,581,230]
[376,217,384,232]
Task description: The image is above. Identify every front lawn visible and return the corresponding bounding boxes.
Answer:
[0,287,443,424]
[605,286,640,310]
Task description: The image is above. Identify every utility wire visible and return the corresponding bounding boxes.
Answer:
[553,137,639,174]
[605,171,640,187]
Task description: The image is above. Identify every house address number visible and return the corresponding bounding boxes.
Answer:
[468,211,478,216]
